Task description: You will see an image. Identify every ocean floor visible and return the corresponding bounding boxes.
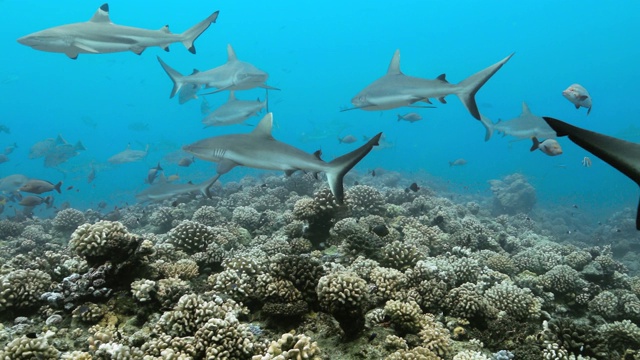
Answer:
[0,170,639,359]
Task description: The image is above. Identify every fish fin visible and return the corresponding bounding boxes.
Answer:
[73,41,100,53]
[203,174,222,198]
[438,97,447,104]
[479,114,494,142]
[226,43,237,61]
[578,95,588,100]
[54,181,62,194]
[397,114,402,122]
[200,85,231,95]
[157,56,185,98]
[180,10,219,54]
[65,52,79,60]
[89,4,111,23]
[131,46,145,55]
[456,53,514,120]
[259,84,281,91]
[326,133,382,203]
[530,137,540,152]
[160,25,171,33]
[408,105,436,109]
[386,49,402,75]
[217,159,238,174]
[340,105,372,112]
[313,150,323,160]
[163,46,170,52]
[251,113,274,139]
[521,101,532,114]
[575,104,580,109]
[284,170,296,177]
[228,91,236,101]
[587,107,592,115]
[436,74,448,83]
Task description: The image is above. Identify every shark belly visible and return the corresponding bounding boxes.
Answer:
[225,147,327,173]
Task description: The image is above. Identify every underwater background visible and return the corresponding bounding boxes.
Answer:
[2,1,640,359]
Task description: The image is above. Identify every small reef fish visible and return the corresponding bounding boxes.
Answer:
[19,195,52,207]
[17,4,220,59]
[338,135,358,144]
[530,137,563,156]
[397,113,423,123]
[406,182,420,192]
[4,143,17,155]
[147,163,163,184]
[0,154,9,164]
[19,179,62,194]
[562,84,592,115]
[178,156,195,167]
[0,125,9,134]
[449,158,467,166]
[108,144,149,164]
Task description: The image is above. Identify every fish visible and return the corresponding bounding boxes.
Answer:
[407,182,420,192]
[338,135,358,144]
[4,143,17,155]
[562,84,592,115]
[158,44,279,98]
[17,4,220,59]
[108,144,149,164]
[19,180,62,194]
[543,116,640,229]
[167,174,180,182]
[0,125,10,134]
[19,195,52,207]
[147,163,163,184]
[449,158,468,166]
[178,71,202,104]
[43,140,86,168]
[178,156,195,167]
[183,112,382,203]
[87,164,96,183]
[135,176,217,203]
[202,91,267,127]
[483,102,557,141]
[397,112,423,123]
[343,49,513,124]
[0,154,8,164]
[530,137,563,156]
[201,97,212,114]
[0,174,30,193]
[29,138,57,159]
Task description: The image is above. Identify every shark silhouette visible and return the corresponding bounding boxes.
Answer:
[544,117,640,230]
[17,4,219,59]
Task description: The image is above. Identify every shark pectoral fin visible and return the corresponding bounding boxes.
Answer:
[575,104,580,109]
[260,84,281,91]
[408,105,437,109]
[216,159,238,174]
[73,41,99,54]
[203,174,222,198]
[438,97,447,104]
[587,107,592,115]
[200,86,230,96]
[284,170,296,177]
[130,46,145,55]
[65,52,79,60]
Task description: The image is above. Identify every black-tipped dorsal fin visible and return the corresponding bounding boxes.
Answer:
[160,25,171,33]
[387,49,402,75]
[227,44,237,62]
[313,150,323,160]
[521,101,532,115]
[90,4,111,23]
[251,113,274,138]
[436,74,448,82]
[228,91,236,101]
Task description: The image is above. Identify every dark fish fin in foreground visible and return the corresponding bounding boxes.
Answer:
[543,116,640,230]
[326,133,382,203]
[180,10,220,54]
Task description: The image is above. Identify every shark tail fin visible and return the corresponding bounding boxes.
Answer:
[202,174,222,198]
[157,56,185,98]
[479,114,494,142]
[180,10,219,54]
[326,133,382,203]
[455,53,514,120]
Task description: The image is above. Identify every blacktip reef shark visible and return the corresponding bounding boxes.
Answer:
[202,91,267,127]
[543,117,640,230]
[183,113,382,203]
[17,3,219,59]
[482,102,557,141]
[343,50,514,136]
[158,44,279,99]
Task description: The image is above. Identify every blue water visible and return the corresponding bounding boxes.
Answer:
[2,1,640,223]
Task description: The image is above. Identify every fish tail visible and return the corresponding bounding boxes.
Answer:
[202,174,222,198]
[180,11,219,54]
[157,56,186,98]
[326,133,382,203]
[479,114,494,142]
[455,53,514,120]
[397,114,402,122]
[530,137,540,152]
[54,181,62,194]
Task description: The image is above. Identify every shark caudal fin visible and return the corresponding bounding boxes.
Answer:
[479,114,494,142]
[180,11,219,54]
[157,56,186,98]
[326,133,382,203]
[543,116,640,230]
[456,53,514,120]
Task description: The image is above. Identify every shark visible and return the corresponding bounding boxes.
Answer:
[343,50,514,133]
[17,3,219,59]
[483,102,557,141]
[157,44,279,98]
[183,113,382,203]
[543,117,640,230]
[202,91,267,127]
[108,144,149,164]
[136,175,216,203]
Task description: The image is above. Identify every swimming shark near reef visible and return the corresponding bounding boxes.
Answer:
[135,175,217,203]
[17,3,219,59]
[543,117,640,230]
[343,50,514,137]
[157,44,279,98]
[482,102,557,141]
[202,91,267,127]
[183,113,382,203]
[108,144,149,164]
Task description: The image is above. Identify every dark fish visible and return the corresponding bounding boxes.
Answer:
[338,135,358,144]
[4,143,17,155]
[67,185,74,190]
[147,163,163,184]
[369,170,376,177]
[19,195,52,207]
[0,154,9,163]
[20,179,62,194]
[0,125,10,134]
[372,224,389,237]
[87,165,96,183]
[178,156,195,167]
[407,182,420,192]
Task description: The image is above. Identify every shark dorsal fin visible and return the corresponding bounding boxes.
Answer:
[228,91,236,101]
[227,44,237,62]
[191,69,200,74]
[160,25,171,33]
[522,101,532,115]
[251,113,274,138]
[90,4,111,23]
[387,49,402,75]
[436,74,448,83]
[313,150,323,160]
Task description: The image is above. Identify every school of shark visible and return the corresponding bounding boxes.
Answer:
[3,3,640,359]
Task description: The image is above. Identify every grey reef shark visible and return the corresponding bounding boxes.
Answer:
[483,101,557,141]
[202,91,268,127]
[158,44,279,99]
[17,3,219,59]
[136,175,217,203]
[183,113,382,203]
[543,117,640,230]
[343,49,513,140]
